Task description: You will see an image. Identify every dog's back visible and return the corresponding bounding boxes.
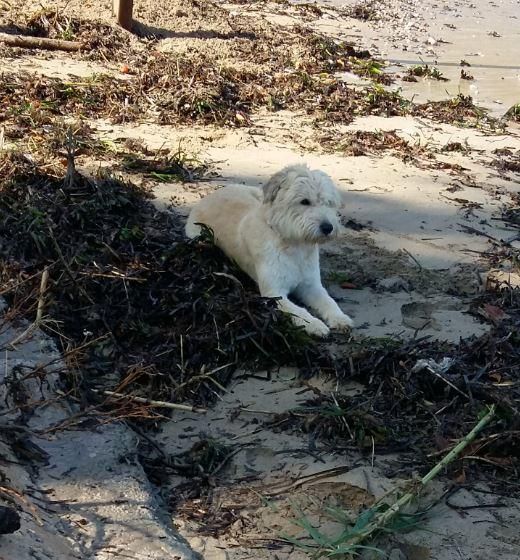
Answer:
[185,186,262,271]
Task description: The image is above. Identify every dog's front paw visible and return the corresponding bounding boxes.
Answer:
[304,318,330,338]
[328,313,354,332]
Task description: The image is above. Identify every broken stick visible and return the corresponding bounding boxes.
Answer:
[8,266,50,349]
[0,32,82,52]
[96,389,207,413]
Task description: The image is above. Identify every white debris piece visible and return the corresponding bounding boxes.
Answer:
[411,357,454,375]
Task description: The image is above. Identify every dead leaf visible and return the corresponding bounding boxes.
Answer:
[478,303,508,325]
[453,469,466,484]
[435,434,451,451]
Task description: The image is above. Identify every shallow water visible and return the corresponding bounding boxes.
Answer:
[323,0,520,116]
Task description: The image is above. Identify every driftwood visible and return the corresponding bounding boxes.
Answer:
[0,33,82,52]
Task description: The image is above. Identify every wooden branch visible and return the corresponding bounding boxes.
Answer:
[0,32,82,52]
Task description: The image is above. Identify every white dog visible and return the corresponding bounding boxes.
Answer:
[185,164,354,337]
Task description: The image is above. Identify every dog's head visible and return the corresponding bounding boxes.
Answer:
[262,164,343,244]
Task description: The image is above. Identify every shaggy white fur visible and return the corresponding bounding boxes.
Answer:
[186,164,354,337]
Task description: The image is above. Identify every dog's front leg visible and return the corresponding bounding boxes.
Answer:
[295,283,354,332]
[258,275,330,337]
[276,297,330,337]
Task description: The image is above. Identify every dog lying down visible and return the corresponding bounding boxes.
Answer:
[185,164,354,337]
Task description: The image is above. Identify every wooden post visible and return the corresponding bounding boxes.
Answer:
[113,0,134,31]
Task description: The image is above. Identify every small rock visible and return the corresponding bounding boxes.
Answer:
[401,301,437,330]
[376,276,410,292]
[448,264,482,294]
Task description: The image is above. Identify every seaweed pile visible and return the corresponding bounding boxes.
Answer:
[0,150,321,407]
[0,58,402,132]
[0,3,403,132]
[413,94,501,130]
[0,139,518,478]
[317,129,420,157]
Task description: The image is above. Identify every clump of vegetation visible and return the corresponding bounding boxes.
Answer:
[261,313,520,483]
[346,0,380,21]
[493,149,520,174]
[351,58,394,84]
[267,394,389,448]
[1,4,500,134]
[141,437,233,482]
[20,7,135,59]
[414,94,501,130]
[120,145,208,183]
[505,103,520,122]
[0,40,400,132]
[284,407,496,558]
[441,141,468,152]
[407,64,448,81]
[317,129,420,159]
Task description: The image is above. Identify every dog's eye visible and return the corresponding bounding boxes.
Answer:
[300,199,311,206]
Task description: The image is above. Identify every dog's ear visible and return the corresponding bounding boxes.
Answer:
[263,170,286,204]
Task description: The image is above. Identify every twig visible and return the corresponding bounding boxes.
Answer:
[239,407,278,415]
[7,267,49,348]
[402,248,422,269]
[174,362,233,393]
[428,368,470,399]
[210,444,251,477]
[35,267,49,324]
[458,223,499,243]
[95,389,207,413]
[0,32,82,51]
[445,486,507,510]
[264,466,351,497]
[331,392,354,440]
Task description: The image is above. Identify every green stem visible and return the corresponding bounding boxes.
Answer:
[421,405,496,485]
[347,405,496,548]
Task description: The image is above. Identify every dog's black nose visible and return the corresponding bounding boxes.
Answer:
[320,222,333,235]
